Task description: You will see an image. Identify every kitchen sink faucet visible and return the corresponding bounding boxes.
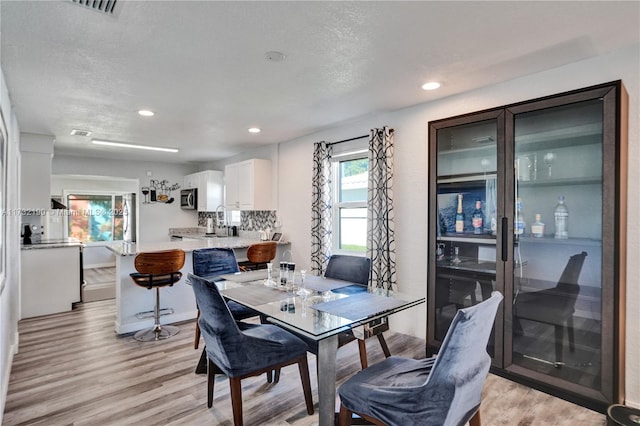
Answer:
[215,204,228,236]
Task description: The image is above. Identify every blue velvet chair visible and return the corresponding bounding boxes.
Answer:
[324,254,392,369]
[338,291,503,426]
[189,273,314,426]
[192,248,260,350]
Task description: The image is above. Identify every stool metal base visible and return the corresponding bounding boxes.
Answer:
[134,324,180,342]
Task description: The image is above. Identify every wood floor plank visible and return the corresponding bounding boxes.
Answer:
[3,299,606,425]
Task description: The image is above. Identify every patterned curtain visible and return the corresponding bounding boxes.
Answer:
[310,141,333,276]
[367,126,397,290]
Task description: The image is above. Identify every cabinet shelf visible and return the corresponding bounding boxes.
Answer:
[516,236,601,246]
[438,173,496,185]
[517,176,601,187]
[438,234,496,244]
[515,122,601,151]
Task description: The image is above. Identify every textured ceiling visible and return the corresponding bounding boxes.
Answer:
[1,1,638,163]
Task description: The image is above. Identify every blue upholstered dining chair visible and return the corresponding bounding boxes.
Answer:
[189,273,314,426]
[338,291,503,426]
[192,248,260,350]
[325,254,391,369]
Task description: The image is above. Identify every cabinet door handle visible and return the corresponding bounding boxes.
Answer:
[501,217,508,261]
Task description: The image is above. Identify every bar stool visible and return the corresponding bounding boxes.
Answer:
[245,241,277,270]
[130,249,186,341]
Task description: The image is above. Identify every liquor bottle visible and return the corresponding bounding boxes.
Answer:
[472,200,484,235]
[531,213,545,238]
[514,198,525,238]
[455,194,465,233]
[554,195,569,239]
[490,210,497,236]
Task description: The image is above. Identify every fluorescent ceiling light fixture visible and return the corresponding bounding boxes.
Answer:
[248,127,261,133]
[92,139,178,153]
[422,81,441,90]
[137,109,155,117]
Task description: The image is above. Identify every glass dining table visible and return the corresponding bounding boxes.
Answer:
[215,274,426,426]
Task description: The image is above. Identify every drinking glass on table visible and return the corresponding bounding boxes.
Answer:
[264,262,277,287]
[296,270,311,298]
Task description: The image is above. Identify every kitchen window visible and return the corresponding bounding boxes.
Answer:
[331,152,368,254]
[66,193,134,243]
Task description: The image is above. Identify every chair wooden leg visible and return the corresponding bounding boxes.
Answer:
[194,309,201,349]
[266,371,273,383]
[376,333,391,358]
[554,324,564,365]
[297,355,314,415]
[273,368,281,383]
[339,404,353,425]
[567,315,575,352]
[357,339,368,369]
[207,359,216,408]
[229,377,243,426]
[469,408,482,426]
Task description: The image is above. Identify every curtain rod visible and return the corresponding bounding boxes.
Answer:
[328,134,368,146]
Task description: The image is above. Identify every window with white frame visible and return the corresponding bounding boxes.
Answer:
[331,151,368,254]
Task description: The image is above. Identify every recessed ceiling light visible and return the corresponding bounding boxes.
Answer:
[248,127,261,133]
[264,51,285,62]
[92,139,178,153]
[138,109,155,117]
[422,81,441,90]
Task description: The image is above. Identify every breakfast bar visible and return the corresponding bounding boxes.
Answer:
[107,238,290,335]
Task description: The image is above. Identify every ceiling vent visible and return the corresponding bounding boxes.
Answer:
[70,0,118,15]
[70,129,92,137]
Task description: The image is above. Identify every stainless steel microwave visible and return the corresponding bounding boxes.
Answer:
[180,188,197,209]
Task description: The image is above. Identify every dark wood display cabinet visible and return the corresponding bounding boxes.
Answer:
[427,81,628,412]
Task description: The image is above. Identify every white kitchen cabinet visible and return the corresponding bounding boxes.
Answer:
[21,245,81,318]
[224,159,272,210]
[183,172,199,190]
[184,170,223,212]
[20,133,54,211]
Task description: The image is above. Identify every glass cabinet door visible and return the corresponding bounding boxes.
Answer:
[430,111,503,360]
[509,98,604,387]
[429,81,625,409]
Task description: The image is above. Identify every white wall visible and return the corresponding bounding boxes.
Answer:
[0,67,22,424]
[216,44,640,406]
[52,156,200,243]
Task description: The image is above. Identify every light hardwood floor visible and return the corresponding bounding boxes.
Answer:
[3,299,605,425]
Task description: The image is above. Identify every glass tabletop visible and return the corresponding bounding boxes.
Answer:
[219,278,425,340]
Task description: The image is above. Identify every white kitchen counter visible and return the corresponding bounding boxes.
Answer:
[106,238,291,335]
[21,244,82,318]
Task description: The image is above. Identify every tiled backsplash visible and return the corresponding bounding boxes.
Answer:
[198,210,277,231]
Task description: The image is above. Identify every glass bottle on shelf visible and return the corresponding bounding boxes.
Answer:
[455,194,465,233]
[472,200,484,235]
[531,214,545,238]
[554,195,569,239]
[514,198,525,238]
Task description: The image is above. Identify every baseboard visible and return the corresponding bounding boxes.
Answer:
[1,332,18,424]
[83,262,116,269]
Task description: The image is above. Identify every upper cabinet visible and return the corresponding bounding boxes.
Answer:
[20,133,54,211]
[428,81,627,411]
[224,159,272,210]
[183,170,223,212]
